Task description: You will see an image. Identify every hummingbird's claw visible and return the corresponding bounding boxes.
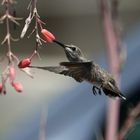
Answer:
[92,86,97,95]
[98,89,102,95]
[92,86,101,95]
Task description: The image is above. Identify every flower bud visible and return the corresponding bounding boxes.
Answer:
[41,29,55,43]
[0,83,3,93]
[9,65,16,82]
[18,58,31,68]
[12,82,23,92]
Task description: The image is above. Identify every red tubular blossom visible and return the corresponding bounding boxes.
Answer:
[9,65,16,82]
[41,29,55,43]
[18,58,31,68]
[0,83,3,93]
[12,82,23,92]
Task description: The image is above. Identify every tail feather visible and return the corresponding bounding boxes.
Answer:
[118,93,126,100]
[102,87,126,100]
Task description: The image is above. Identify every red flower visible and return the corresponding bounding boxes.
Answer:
[18,58,31,68]
[12,82,23,92]
[9,65,16,82]
[41,29,55,43]
[0,83,3,93]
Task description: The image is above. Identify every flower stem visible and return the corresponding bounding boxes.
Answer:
[5,0,12,63]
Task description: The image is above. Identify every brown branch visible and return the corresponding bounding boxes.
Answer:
[5,0,12,62]
[0,0,23,94]
[20,0,46,61]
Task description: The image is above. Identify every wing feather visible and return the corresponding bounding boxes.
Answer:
[59,61,92,82]
[29,61,92,83]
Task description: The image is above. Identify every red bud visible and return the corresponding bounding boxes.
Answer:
[41,29,55,43]
[18,58,31,68]
[0,83,3,93]
[12,82,23,92]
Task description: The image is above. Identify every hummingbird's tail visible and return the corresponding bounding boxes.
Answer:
[102,87,126,100]
[118,93,126,100]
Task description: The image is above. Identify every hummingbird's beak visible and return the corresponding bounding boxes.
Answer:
[53,40,66,48]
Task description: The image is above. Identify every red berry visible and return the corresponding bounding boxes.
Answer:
[9,65,16,82]
[12,82,23,92]
[18,58,31,68]
[41,29,55,43]
[0,83,3,93]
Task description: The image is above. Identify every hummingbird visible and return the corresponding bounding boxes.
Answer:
[29,40,126,100]
[53,40,126,100]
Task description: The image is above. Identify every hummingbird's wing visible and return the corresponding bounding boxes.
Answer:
[59,61,92,82]
[29,61,92,83]
[29,65,67,73]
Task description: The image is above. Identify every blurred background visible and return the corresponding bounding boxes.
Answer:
[0,0,140,140]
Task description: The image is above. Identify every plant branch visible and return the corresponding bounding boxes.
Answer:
[5,0,12,63]
[0,0,23,94]
[100,0,123,140]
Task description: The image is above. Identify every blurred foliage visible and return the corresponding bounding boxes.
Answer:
[124,116,140,140]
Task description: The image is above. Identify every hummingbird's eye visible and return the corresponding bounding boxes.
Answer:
[71,47,76,51]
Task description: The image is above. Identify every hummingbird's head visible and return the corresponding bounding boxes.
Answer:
[53,40,86,62]
[64,44,85,62]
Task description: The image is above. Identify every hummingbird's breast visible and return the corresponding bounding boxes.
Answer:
[89,64,106,85]
[90,77,103,87]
